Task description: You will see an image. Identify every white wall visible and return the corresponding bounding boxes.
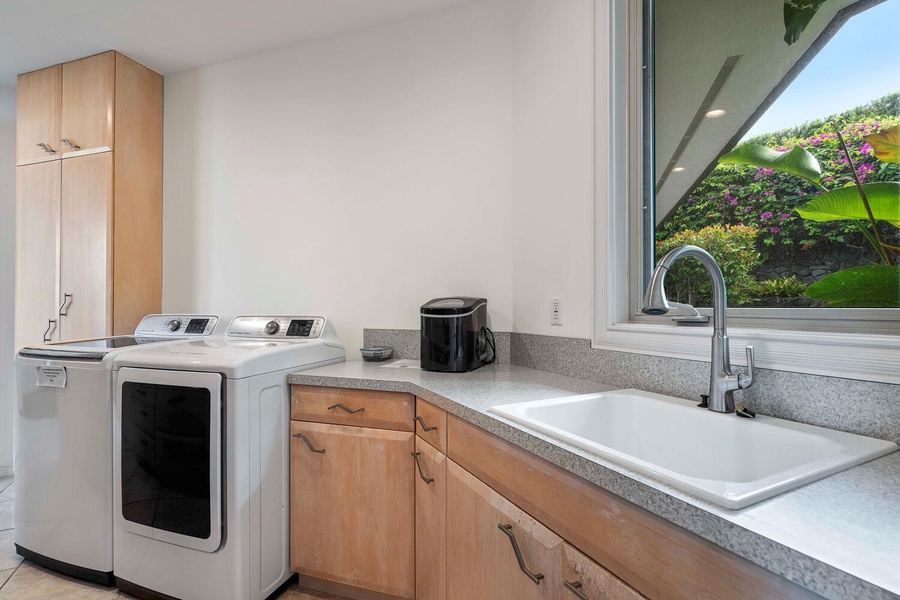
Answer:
[0,119,16,474]
[162,0,597,350]
[163,0,516,354]
[511,0,595,338]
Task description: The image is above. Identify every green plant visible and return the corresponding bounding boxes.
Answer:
[717,122,900,307]
[655,225,761,307]
[752,275,808,299]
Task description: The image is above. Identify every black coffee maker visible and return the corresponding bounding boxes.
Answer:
[420,297,495,372]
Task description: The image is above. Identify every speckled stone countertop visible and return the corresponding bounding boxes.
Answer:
[288,360,900,600]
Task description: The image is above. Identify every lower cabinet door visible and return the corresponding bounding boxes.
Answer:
[447,460,563,600]
[290,421,415,599]
[415,437,447,600]
[563,543,647,600]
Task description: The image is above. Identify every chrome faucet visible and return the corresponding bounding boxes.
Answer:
[641,245,755,413]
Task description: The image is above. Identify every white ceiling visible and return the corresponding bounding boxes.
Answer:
[0,0,478,89]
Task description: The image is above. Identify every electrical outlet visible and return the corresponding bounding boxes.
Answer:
[551,298,563,326]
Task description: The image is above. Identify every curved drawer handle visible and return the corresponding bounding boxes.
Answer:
[292,432,325,454]
[497,524,544,584]
[415,416,438,432]
[36,143,56,154]
[328,403,364,414]
[43,319,57,343]
[60,138,81,150]
[411,452,434,484]
[564,580,589,600]
[58,293,73,317]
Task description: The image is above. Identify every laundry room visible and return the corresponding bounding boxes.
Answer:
[0,1,899,600]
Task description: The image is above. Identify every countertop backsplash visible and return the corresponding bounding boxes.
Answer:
[364,329,900,445]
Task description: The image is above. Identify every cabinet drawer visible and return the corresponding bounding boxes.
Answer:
[415,397,447,453]
[564,543,646,600]
[291,385,414,431]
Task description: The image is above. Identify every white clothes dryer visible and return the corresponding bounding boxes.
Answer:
[110,316,345,600]
[14,315,221,584]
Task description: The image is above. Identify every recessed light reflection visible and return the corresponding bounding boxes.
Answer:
[672,166,686,173]
[705,109,726,118]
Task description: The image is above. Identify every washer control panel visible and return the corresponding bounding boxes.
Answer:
[228,316,326,339]
[134,315,219,337]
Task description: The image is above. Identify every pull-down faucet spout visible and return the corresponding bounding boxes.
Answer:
[641,245,755,413]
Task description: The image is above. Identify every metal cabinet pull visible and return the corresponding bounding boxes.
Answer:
[58,293,73,316]
[411,452,434,484]
[60,138,81,150]
[497,524,544,584]
[36,143,56,154]
[43,319,57,343]
[292,432,325,454]
[415,416,437,432]
[328,402,364,414]
[564,580,590,600]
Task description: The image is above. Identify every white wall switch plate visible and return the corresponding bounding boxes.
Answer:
[551,297,563,326]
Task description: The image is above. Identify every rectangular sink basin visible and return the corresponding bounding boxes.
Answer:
[490,390,897,509]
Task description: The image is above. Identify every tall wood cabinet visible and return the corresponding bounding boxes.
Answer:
[15,51,162,348]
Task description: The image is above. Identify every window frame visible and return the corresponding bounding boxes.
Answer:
[592,0,900,384]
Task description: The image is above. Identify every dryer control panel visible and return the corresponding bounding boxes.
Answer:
[134,315,219,337]
[227,316,327,339]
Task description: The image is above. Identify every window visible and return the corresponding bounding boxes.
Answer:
[593,0,899,383]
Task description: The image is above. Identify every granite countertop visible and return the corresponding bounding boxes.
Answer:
[288,360,900,600]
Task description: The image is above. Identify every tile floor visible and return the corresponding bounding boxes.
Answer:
[0,477,341,600]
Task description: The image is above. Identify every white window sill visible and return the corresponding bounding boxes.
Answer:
[593,322,900,384]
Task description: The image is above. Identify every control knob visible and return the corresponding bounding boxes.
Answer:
[264,320,280,335]
[167,319,182,332]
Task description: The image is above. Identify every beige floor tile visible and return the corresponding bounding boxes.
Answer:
[0,531,23,572]
[0,561,118,599]
[0,483,14,503]
[0,568,15,589]
[0,503,12,533]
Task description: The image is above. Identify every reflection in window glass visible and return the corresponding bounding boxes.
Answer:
[653,0,899,309]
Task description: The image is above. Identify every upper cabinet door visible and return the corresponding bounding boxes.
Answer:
[16,65,62,165]
[61,52,115,156]
[59,153,113,341]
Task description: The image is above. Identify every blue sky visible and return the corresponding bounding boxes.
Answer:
[743,0,900,139]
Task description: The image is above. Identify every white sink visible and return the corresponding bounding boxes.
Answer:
[490,390,898,509]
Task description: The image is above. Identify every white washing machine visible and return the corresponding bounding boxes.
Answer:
[111,315,345,600]
[14,315,221,584]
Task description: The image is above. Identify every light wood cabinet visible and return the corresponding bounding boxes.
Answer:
[415,398,447,453]
[14,161,61,347]
[415,436,447,600]
[290,421,415,599]
[563,544,645,600]
[16,65,62,165]
[447,460,564,600]
[291,385,415,431]
[60,52,115,156]
[59,153,113,340]
[14,51,162,346]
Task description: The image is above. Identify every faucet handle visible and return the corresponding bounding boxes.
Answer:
[738,346,755,389]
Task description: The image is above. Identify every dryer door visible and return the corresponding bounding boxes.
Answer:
[114,367,223,553]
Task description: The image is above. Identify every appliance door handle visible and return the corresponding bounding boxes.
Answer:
[43,319,57,343]
[58,293,73,317]
[328,403,364,414]
[411,452,434,484]
[293,433,325,454]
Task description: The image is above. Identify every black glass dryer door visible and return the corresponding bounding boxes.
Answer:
[117,368,223,553]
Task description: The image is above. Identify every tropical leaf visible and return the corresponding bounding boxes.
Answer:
[805,265,900,307]
[718,144,822,185]
[784,0,827,45]
[795,183,900,226]
[864,125,900,163]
